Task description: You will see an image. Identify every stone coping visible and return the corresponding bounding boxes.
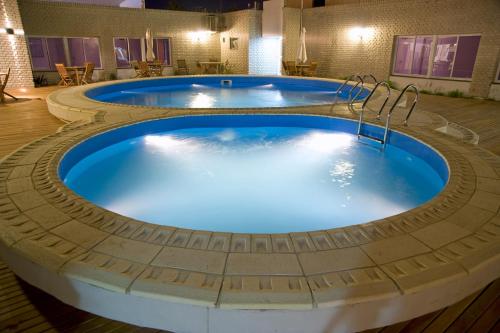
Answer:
[0,76,499,331]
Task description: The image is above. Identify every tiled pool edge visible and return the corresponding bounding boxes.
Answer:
[0,80,499,332]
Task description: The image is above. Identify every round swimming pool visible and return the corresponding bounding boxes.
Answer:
[60,115,448,233]
[85,76,366,108]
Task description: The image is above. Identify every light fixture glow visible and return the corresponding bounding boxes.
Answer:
[348,27,375,42]
[188,30,213,43]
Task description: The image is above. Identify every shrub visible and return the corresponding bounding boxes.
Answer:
[446,89,464,98]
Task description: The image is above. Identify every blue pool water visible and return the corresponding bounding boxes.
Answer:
[86,76,366,108]
[61,115,447,233]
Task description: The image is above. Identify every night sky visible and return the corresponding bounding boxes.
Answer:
[145,0,264,12]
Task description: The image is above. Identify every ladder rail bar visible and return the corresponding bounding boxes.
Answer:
[357,81,391,140]
[331,74,363,110]
[387,84,419,126]
[361,74,378,84]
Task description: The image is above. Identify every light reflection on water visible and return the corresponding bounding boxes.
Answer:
[64,127,444,233]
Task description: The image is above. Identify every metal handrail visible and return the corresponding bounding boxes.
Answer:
[331,74,363,108]
[357,81,391,147]
[347,79,365,112]
[387,84,419,126]
[361,74,378,84]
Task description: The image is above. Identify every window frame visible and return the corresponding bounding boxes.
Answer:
[113,37,144,69]
[67,37,103,69]
[391,33,481,82]
[495,63,500,84]
[153,37,173,66]
[27,35,103,71]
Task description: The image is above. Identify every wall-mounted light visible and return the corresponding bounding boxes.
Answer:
[0,27,25,35]
[348,27,375,42]
[188,31,214,43]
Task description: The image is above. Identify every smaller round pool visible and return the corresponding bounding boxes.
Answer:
[60,115,448,233]
[85,76,366,108]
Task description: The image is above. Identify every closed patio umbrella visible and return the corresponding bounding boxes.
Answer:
[297,27,307,64]
[146,28,155,62]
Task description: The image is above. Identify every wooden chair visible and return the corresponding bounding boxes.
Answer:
[0,68,18,103]
[138,61,151,77]
[55,64,74,86]
[282,60,289,75]
[176,59,189,75]
[302,62,318,77]
[130,60,141,78]
[80,62,95,85]
[286,61,298,75]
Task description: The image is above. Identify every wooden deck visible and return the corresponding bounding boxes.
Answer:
[0,86,499,332]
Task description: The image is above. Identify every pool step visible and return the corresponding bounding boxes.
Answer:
[358,132,384,144]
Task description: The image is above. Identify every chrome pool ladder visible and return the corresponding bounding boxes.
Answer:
[357,83,419,149]
[330,75,364,110]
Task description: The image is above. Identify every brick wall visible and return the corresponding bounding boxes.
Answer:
[221,10,261,74]
[282,7,300,67]
[289,0,500,97]
[18,0,221,80]
[0,0,34,88]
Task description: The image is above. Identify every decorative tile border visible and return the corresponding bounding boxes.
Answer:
[0,77,498,332]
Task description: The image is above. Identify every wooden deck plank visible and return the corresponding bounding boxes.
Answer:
[421,289,482,332]
[399,310,444,333]
[444,280,500,333]
[467,296,500,333]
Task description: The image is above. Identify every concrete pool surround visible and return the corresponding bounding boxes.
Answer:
[0,76,499,333]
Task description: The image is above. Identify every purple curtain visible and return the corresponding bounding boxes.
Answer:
[431,36,457,77]
[393,37,414,74]
[83,38,101,68]
[28,37,50,70]
[452,35,480,78]
[153,38,171,65]
[411,37,432,75]
[129,38,142,62]
[68,38,85,66]
[46,38,66,70]
[114,38,129,68]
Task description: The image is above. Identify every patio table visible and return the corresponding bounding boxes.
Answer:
[65,66,86,85]
[199,61,223,74]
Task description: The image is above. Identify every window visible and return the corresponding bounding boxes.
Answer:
[28,37,66,70]
[153,38,172,66]
[114,37,142,68]
[68,37,102,68]
[28,36,102,70]
[393,34,481,80]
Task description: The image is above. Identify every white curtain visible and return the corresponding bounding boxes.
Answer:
[297,27,307,64]
[146,28,155,62]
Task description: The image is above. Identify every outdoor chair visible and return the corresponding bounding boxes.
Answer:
[80,62,95,85]
[286,61,298,75]
[130,60,141,78]
[138,61,151,77]
[176,59,189,75]
[303,61,318,77]
[55,64,75,86]
[0,68,18,103]
[282,60,288,75]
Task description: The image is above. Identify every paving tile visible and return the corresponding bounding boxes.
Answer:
[361,235,431,265]
[226,253,302,276]
[24,204,72,229]
[468,191,500,213]
[412,221,471,249]
[445,204,495,231]
[298,247,374,275]
[51,220,109,249]
[9,190,46,210]
[152,247,227,274]
[94,235,162,264]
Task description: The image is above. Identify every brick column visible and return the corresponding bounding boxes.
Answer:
[0,0,34,88]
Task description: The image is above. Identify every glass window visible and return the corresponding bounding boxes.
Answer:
[129,38,142,62]
[68,37,101,68]
[432,36,458,77]
[393,37,415,75]
[46,38,66,69]
[452,35,481,78]
[114,38,130,68]
[28,37,50,70]
[411,37,432,75]
[153,38,171,65]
